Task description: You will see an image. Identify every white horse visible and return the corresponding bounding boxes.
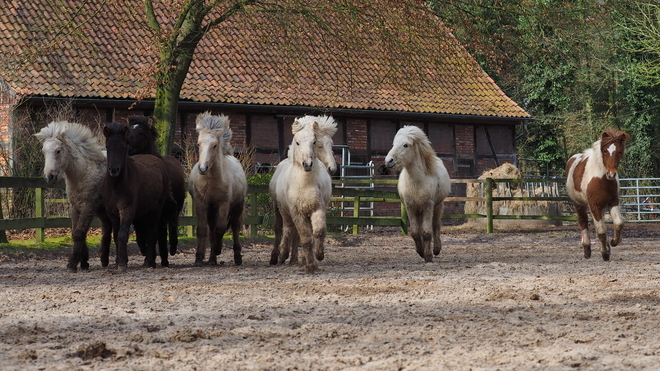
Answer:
[273,119,332,272]
[35,121,112,272]
[188,112,248,267]
[269,115,337,265]
[385,126,451,262]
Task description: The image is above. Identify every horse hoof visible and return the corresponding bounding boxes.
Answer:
[101,257,109,268]
[424,255,433,263]
[433,245,441,255]
[234,254,243,266]
[169,246,177,256]
[602,253,610,262]
[161,260,170,268]
[117,265,127,273]
[80,262,90,270]
[193,260,204,267]
[610,239,620,247]
[315,252,324,262]
[213,247,222,255]
[583,246,592,259]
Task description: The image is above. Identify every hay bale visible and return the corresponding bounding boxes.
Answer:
[464,163,561,226]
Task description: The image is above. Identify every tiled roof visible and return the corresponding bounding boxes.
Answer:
[0,1,529,119]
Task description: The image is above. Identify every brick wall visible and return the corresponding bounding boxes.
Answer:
[346,118,368,152]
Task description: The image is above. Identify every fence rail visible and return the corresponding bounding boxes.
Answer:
[2,176,658,242]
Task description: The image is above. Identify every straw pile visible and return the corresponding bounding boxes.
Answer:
[464,163,561,226]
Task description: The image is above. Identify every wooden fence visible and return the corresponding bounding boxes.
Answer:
[0,176,577,242]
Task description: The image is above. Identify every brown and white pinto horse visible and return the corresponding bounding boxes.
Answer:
[566,128,631,261]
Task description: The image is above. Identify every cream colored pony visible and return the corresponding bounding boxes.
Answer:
[272,119,332,272]
[385,126,451,262]
[35,121,112,272]
[188,112,248,267]
[269,115,337,265]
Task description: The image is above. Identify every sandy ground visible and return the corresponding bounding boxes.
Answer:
[1,223,660,370]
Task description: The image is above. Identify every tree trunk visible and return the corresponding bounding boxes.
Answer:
[153,47,197,156]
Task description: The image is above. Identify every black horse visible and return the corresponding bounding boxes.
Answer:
[102,121,172,271]
[126,116,186,256]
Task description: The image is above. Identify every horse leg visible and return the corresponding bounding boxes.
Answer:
[135,227,147,256]
[71,208,96,271]
[116,213,134,272]
[66,209,82,272]
[98,212,112,268]
[194,202,210,267]
[168,219,178,256]
[158,217,170,267]
[290,230,300,265]
[610,204,624,248]
[278,211,295,265]
[420,205,434,262]
[432,202,444,256]
[293,214,316,273]
[270,203,283,265]
[407,207,425,259]
[229,200,244,266]
[575,203,591,259]
[590,204,610,261]
[311,208,327,262]
[208,205,229,266]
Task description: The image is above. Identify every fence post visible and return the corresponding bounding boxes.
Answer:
[486,178,493,234]
[186,193,194,238]
[400,201,408,235]
[250,191,258,237]
[353,195,360,235]
[35,187,45,243]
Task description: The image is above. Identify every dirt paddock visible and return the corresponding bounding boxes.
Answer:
[1,223,660,370]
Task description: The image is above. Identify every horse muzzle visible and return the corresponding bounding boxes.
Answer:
[303,161,314,172]
[606,171,617,180]
[108,166,121,177]
[198,164,209,175]
[45,173,59,185]
[385,157,395,168]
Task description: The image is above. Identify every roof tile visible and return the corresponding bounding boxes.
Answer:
[0,0,529,119]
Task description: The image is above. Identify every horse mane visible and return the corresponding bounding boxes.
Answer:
[601,127,631,147]
[35,121,105,163]
[196,111,234,155]
[401,126,437,175]
[292,115,337,137]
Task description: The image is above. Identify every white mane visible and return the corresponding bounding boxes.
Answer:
[35,121,105,163]
[196,111,233,155]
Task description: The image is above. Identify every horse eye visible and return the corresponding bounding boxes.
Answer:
[296,141,300,146]
[56,149,61,154]
[313,141,317,145]
[403,144,409,148]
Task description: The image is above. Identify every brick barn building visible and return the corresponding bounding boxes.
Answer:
[0,1,530,186]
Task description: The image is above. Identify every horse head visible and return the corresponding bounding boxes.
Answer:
[600,128,631,180]
[195,112,232,176]
[292,119,319,172]
[103,122,130,177]
[315,115,338,173]
[35,122,70,185]
[127,116,159,156]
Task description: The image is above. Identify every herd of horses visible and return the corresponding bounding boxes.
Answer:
[34,113,631,273]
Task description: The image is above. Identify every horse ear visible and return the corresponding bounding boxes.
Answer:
[619,132,631,143]
[103,126,110,138]
[147,116,156,128]
[292,120,303,134]
[600,129,612,141]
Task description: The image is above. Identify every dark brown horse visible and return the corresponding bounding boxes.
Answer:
[127,116,186,256]
[102,121,172,271]
[566,127,631,261]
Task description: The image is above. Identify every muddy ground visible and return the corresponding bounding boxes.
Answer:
[1,223,660,370]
